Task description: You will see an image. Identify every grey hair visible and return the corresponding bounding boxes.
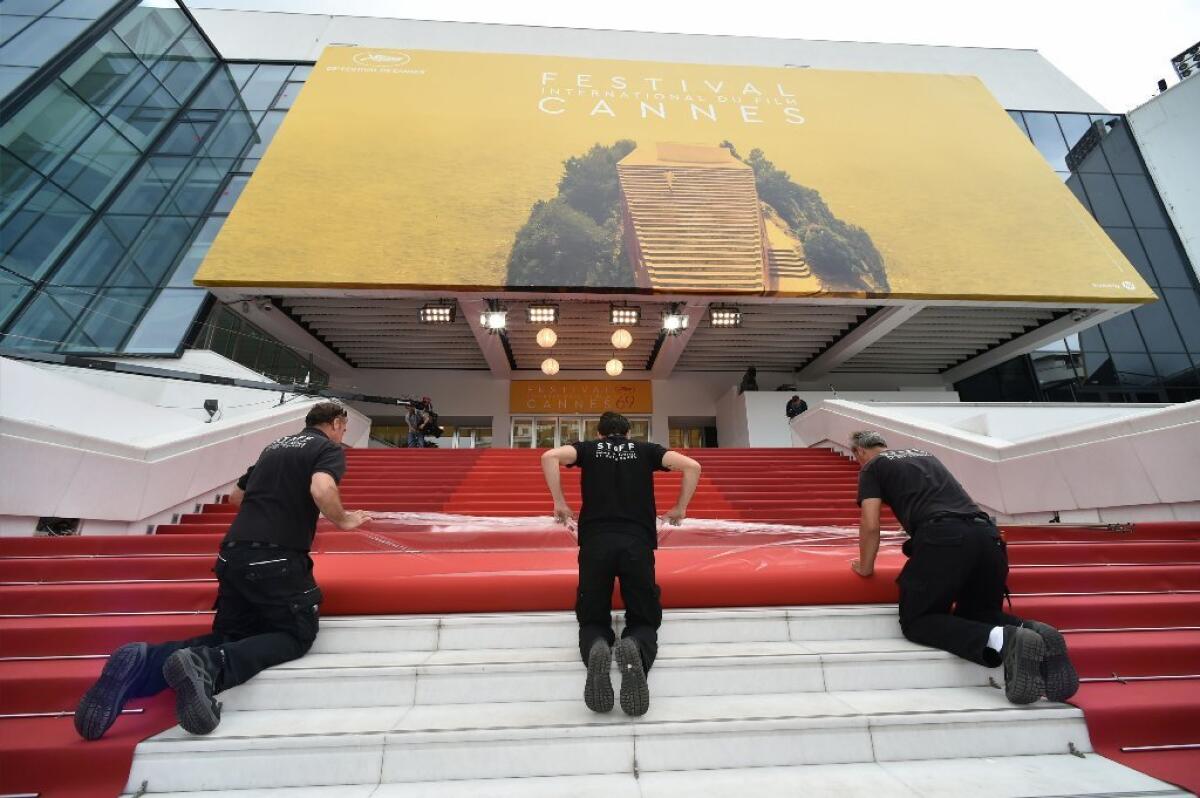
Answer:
[851,430,888,450]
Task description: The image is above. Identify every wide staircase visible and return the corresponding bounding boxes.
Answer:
[1,448,1197,797]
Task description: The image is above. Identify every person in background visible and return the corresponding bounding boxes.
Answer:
[541,411,702,717]
[785,394,808,420]
[406,402,426,449]
[847,430,1078,705]
[74,402,371,740]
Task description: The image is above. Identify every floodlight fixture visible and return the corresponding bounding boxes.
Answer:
[527,304,558,324]
[419,302,456,324]
[709,305,742,328]
[610,304,641,326]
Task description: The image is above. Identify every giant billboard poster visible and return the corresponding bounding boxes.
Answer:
[196,48,1155,304]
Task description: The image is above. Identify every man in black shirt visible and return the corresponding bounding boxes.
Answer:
[785,395,808,420]
[849,431,1077,705]
[541,411,702,716]
[75,402,371,740]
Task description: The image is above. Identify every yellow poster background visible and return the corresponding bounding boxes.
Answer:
[197,47,1155,304]
[511,381,652,414]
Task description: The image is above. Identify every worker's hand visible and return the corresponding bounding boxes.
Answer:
[663,505,686,526]
[850,559,874,577]
[337,510,372,530]
[553,502,576,525]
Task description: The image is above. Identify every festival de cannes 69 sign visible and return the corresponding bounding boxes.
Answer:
[197,48,1154,305]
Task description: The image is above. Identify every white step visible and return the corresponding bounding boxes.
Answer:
[121,608,1185,796]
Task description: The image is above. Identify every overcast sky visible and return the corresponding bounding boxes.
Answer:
[189,0,1199,113]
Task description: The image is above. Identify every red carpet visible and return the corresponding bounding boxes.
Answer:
[1,447,1197,796]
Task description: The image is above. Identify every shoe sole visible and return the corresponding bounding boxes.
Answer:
[1004,628,1047,705]
[74,642,147,741]
[615,639,649,717]
[584,642,614,713]
[1025,620,1080,702]
[163,651,221,735]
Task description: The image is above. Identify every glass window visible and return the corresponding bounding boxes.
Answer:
[0,80,101,173]
[4,0,62,13]
[50,0,123,19]
[167,157,225,215]
[1079,173,1132,227]
[0,270,33,329]
[60,31,143,114]
[109,155,185,214]
[1055,113,1093,151]
[68,285,151,349]
[49,120,139,208]
[1164,288,1200,352]
[101,213,149,246]
[1115,173,1170,228]
[4,288,76,351]
[123,286,206,352]
[273,81,303,109]
[167,216,222,286]
[1099,311,1147,353]
[1132,301,1185,352]
[151,29,214,103]
[113,4,187,64]
[156,115,216,156]
[127,215,195,286]
[0,147,43,220]
[1079,327,1105,353]
[1103,227,1156,286]
[0,16,91,68]
[0,15,39,46]
[237,64,291,111]
[1109,351,1157,385]
[212,173,248,213]
[288,64,312,81]
[0,65,37,97]
[1151,352,1197,385]
[189,68,238,111]
[202,109,257,158]
[245,109,286,158]
[54,218,126,285]
[1140,228,1196,289]
[1098,123,1143,174]
[1006,110,1028,137]
[1064,174,1092,214]
[1021,112,1069,172]
[109,69,178,148]
[0,183,90,280]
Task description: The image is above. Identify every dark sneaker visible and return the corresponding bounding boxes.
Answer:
[74,642,147,741]
[584,639,614,713]
[1001,625,1046,705]
[163,648,222,735]
[1023,620,1079,702]
[614,638,649,717]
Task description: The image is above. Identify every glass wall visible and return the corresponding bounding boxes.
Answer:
[0,0,125,100]
[961,111,1200,403]
[0,0,311,361]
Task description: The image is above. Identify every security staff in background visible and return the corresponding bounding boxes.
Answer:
[785,394,808,420]
[75,402,371,740]
[541,411,702,716]
[848,431,1078,705]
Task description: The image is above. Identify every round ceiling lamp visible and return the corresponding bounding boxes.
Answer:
[541,358,560,376]
[536,327,557,348]
[605,358,624,377]
[611,329,632,349]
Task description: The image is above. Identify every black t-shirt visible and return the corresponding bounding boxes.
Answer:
[225,427,347,551]
[569,436,669,547]
[856,449,981,535]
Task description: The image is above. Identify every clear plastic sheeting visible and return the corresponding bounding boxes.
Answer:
[325,511,907,554]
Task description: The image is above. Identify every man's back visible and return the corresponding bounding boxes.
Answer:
[226,428,346,550]
[857,448,980,534]
[570,436,668,546]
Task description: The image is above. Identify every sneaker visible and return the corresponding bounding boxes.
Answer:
[584,639,614,713]
[163,648,222,735]
[1001,625,1046,705]
[614,638,649,717]
[1022,620,1079,702]
[74,642,147,741]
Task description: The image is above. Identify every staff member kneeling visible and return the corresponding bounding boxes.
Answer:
[848,431,1078,705]
[75,402,371,739]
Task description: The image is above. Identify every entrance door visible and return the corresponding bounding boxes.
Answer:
[511,416,651,447]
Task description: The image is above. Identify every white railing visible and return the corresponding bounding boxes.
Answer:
[792,400,1200,524]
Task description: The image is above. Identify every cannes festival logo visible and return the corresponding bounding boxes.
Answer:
[352,51,411,67]
[1122,281,1137,291]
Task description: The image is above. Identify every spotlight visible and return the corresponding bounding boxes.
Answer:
[611,329,633,349]
[661,310,689,335]
[605,358,624,376]
[610,305,640,326]
[536,327,558,348]
[527,304,558,324]
[419,302,456,324]
[480,309,507,333]
[709,305,742,328]
[541,357,560,375]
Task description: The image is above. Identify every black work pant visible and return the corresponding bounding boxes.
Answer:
[896,519,1024,667]
[576,532,662,672]
[130,546,322,697]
